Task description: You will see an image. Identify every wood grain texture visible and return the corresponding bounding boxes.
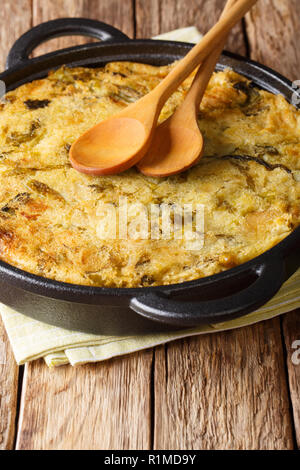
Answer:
[135,0,246,54]
[282,311,300,448]
[245,0,300,448]
[154,320,294,450]
[16,351,153,450]
[32,0,134,57]
[0,319,19,450]
[245,0,300,81]
[0,0,32,70]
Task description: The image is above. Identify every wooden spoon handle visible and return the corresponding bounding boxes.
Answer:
[154,0,257,107]
[182,0,238,114]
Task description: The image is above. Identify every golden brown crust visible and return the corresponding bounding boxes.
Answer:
[0,62,299,287]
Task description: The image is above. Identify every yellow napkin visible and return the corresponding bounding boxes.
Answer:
[152,26,203,43]
[0,27,299,367]
[1,268,300,366]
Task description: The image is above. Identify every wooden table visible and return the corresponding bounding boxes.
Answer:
[0,0,299,451]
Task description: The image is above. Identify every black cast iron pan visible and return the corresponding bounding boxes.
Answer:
[0,18,299,334]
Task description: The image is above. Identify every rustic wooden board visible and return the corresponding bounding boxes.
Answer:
[0,320,19,450]
[154,320,294,450]
[0,0,32,69]
[283,311,300,448]
[0,0,31,450]
[245,0,300,448]
[32,0,134,57]
[245,0,300,80]
[136,0,246,54]
[16,351,153,450]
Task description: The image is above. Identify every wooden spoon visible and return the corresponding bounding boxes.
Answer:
[70,0,257,176]
[137,0,237,177]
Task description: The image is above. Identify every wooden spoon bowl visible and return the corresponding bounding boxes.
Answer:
[138,0,237,177]
[137,117,204,177]
[70,117,147,175]
[70,0,257,176]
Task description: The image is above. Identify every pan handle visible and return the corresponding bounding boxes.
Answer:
[130,256,286,326]
[6,18,130,69]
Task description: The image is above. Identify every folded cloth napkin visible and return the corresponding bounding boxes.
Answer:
[1,27,299,367]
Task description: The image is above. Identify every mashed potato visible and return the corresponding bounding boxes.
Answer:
[0,62,299,287]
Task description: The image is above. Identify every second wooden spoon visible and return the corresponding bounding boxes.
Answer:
[137,0,237,177]
[70,0,257,175]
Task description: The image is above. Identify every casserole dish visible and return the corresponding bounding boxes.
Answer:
[0,17,299,333]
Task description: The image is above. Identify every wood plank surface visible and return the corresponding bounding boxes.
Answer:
[32,0,134,57]
[245,0,300,79]
[16,352,153,450]
[245,0,300,448]
[0,0,31,450]
[154,320,294,450]
[135,0,297,450]
[282,311,300,448]
[0,0,32,69]
[0,321,19,450]
[135,0,247,54]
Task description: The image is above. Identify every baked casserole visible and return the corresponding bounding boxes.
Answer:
[0,61,299,287]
